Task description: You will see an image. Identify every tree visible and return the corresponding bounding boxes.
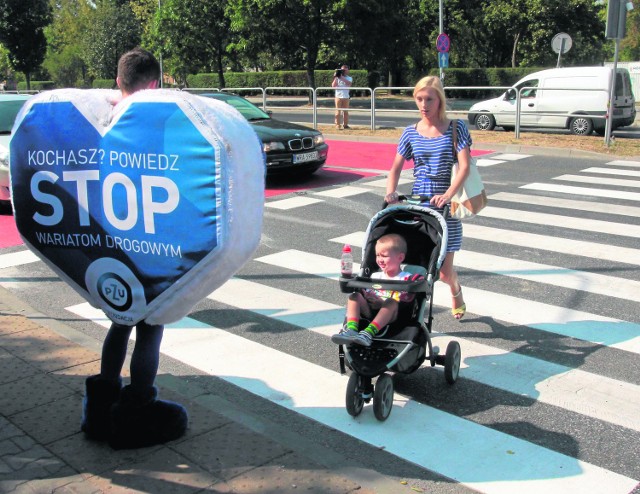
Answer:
[82,0,141,81]
[228,0,338,88]
[151,0,231,87]
[0,0,52,89]
[44,0,93,87]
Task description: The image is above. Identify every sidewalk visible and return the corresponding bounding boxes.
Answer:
[0,286,401,494]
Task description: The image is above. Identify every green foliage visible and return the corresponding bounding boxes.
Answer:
[82,0,141,80]
[92,78,118,89]
[16,80,55,90]
[0,0,52,88]
[187,69,368,92]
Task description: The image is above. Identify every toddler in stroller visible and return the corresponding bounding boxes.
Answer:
[332,233,422,347]
[335,197,461,421]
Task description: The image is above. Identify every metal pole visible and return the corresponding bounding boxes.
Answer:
[556,39,565,68]
[158,0,164,88]
[439,0,444,81]
[605,38,620,146]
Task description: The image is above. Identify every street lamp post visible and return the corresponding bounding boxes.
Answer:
[439,0,444,81]
[158,0,163,88]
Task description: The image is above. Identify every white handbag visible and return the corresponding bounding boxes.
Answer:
[450,121,487,220]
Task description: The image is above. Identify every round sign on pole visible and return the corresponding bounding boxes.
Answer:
[552,32,572,54]
[436,33,450,53]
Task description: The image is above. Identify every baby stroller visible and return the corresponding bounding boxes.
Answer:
[337,195,461,421]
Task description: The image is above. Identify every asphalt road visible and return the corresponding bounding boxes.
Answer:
[1,149,639,493]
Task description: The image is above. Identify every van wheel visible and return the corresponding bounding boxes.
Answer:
[475,113,496,131]
[569,116,593,135]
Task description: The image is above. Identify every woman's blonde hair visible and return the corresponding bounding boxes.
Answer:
[413,75,447,120]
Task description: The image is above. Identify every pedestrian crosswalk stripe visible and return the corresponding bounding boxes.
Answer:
[555,174,640,188]
[364,177,412,188]
[265,196,323,210]
[464,224,640,265]
[606,160,640,167]
[521,182,640,201]
[479,206,640,238]
[456,250,640,303]
[583,166,640,178]
[329,232,366,248]
[489,191,640,217]
[207,277,343,336]
[0,250,39,269]
[489,153,533,161]
[204,275,640,432]
[475,158,505,167]
[255,249,640,354]
[313,186,370,198]
[64,300,640,494]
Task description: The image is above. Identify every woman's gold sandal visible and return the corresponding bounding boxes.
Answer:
[451,287,466,320]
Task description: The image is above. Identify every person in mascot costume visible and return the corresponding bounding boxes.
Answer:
[8,48,265,449]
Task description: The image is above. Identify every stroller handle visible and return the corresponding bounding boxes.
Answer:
[382,195,450,217]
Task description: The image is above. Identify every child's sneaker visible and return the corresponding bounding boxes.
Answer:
[331,327,359,345]
[353,330,373,347]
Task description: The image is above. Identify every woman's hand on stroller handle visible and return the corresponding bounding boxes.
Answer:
[382,193,433,209]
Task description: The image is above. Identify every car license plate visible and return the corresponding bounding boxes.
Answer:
[293,151,318,164]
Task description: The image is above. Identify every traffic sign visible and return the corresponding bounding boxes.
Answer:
[551,32,572,54]
[436,33,450,53]
[438,52,449,68]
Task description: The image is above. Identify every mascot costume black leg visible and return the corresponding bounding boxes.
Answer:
[9,47,265,450]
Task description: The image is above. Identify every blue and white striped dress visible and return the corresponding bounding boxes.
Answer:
[397,119,472,252]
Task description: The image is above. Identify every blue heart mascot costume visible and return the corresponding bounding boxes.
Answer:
[9,49,265,449]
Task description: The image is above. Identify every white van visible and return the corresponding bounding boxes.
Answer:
[467,67,636,135]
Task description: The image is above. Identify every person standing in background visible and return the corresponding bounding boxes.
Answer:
[332,64,352,129]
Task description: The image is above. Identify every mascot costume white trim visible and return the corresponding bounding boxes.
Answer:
[10,70,265,448]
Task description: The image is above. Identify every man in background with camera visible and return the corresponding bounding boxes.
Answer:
[332,64,352,129]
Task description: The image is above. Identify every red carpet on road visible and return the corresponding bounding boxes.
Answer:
[325,139,495,171]
[0,140,495,247]
[0,214,21,248]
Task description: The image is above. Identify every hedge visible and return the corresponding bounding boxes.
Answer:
[24,67,546,97]
[187,70,369,95]
[16,81,55,91]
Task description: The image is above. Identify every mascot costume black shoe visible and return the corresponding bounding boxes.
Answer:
[9,59,265,450]
[109,385,188,449]
[81,375,122,441]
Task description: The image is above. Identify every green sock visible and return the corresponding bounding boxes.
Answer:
[346,320,359,332]
[365,322,380,336]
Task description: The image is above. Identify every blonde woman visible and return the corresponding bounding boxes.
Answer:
[385,75,472,320]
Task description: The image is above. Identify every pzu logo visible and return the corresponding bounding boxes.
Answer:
[97,272,133,311]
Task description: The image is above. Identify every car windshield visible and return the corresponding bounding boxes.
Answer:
[210,95,270,121]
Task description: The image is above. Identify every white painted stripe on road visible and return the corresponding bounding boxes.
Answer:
[606,160,640,168]
[457,338,640,432]
[431,286,640,354]
[0,250,39,269]
[256,249,640,354]
[479,206,640,238]
[475,158,505,167]
[582,167,640,177]
[365,177,412,188]
[490,153,532,160]
[313,186,370,198]
[207,277,343,336]
[266,197,324,210]
[520,182,640,201]
[488,192,640,217]
[456,250,640,303]
[554,174,640,188]
[65,302,639,494]
[207,276,640,433]
[463,224,640,266]
[329,232,366,248]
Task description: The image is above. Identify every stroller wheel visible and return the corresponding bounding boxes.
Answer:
[346,372,364,417]
[444,340,461,384]
[373,373,394,421]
